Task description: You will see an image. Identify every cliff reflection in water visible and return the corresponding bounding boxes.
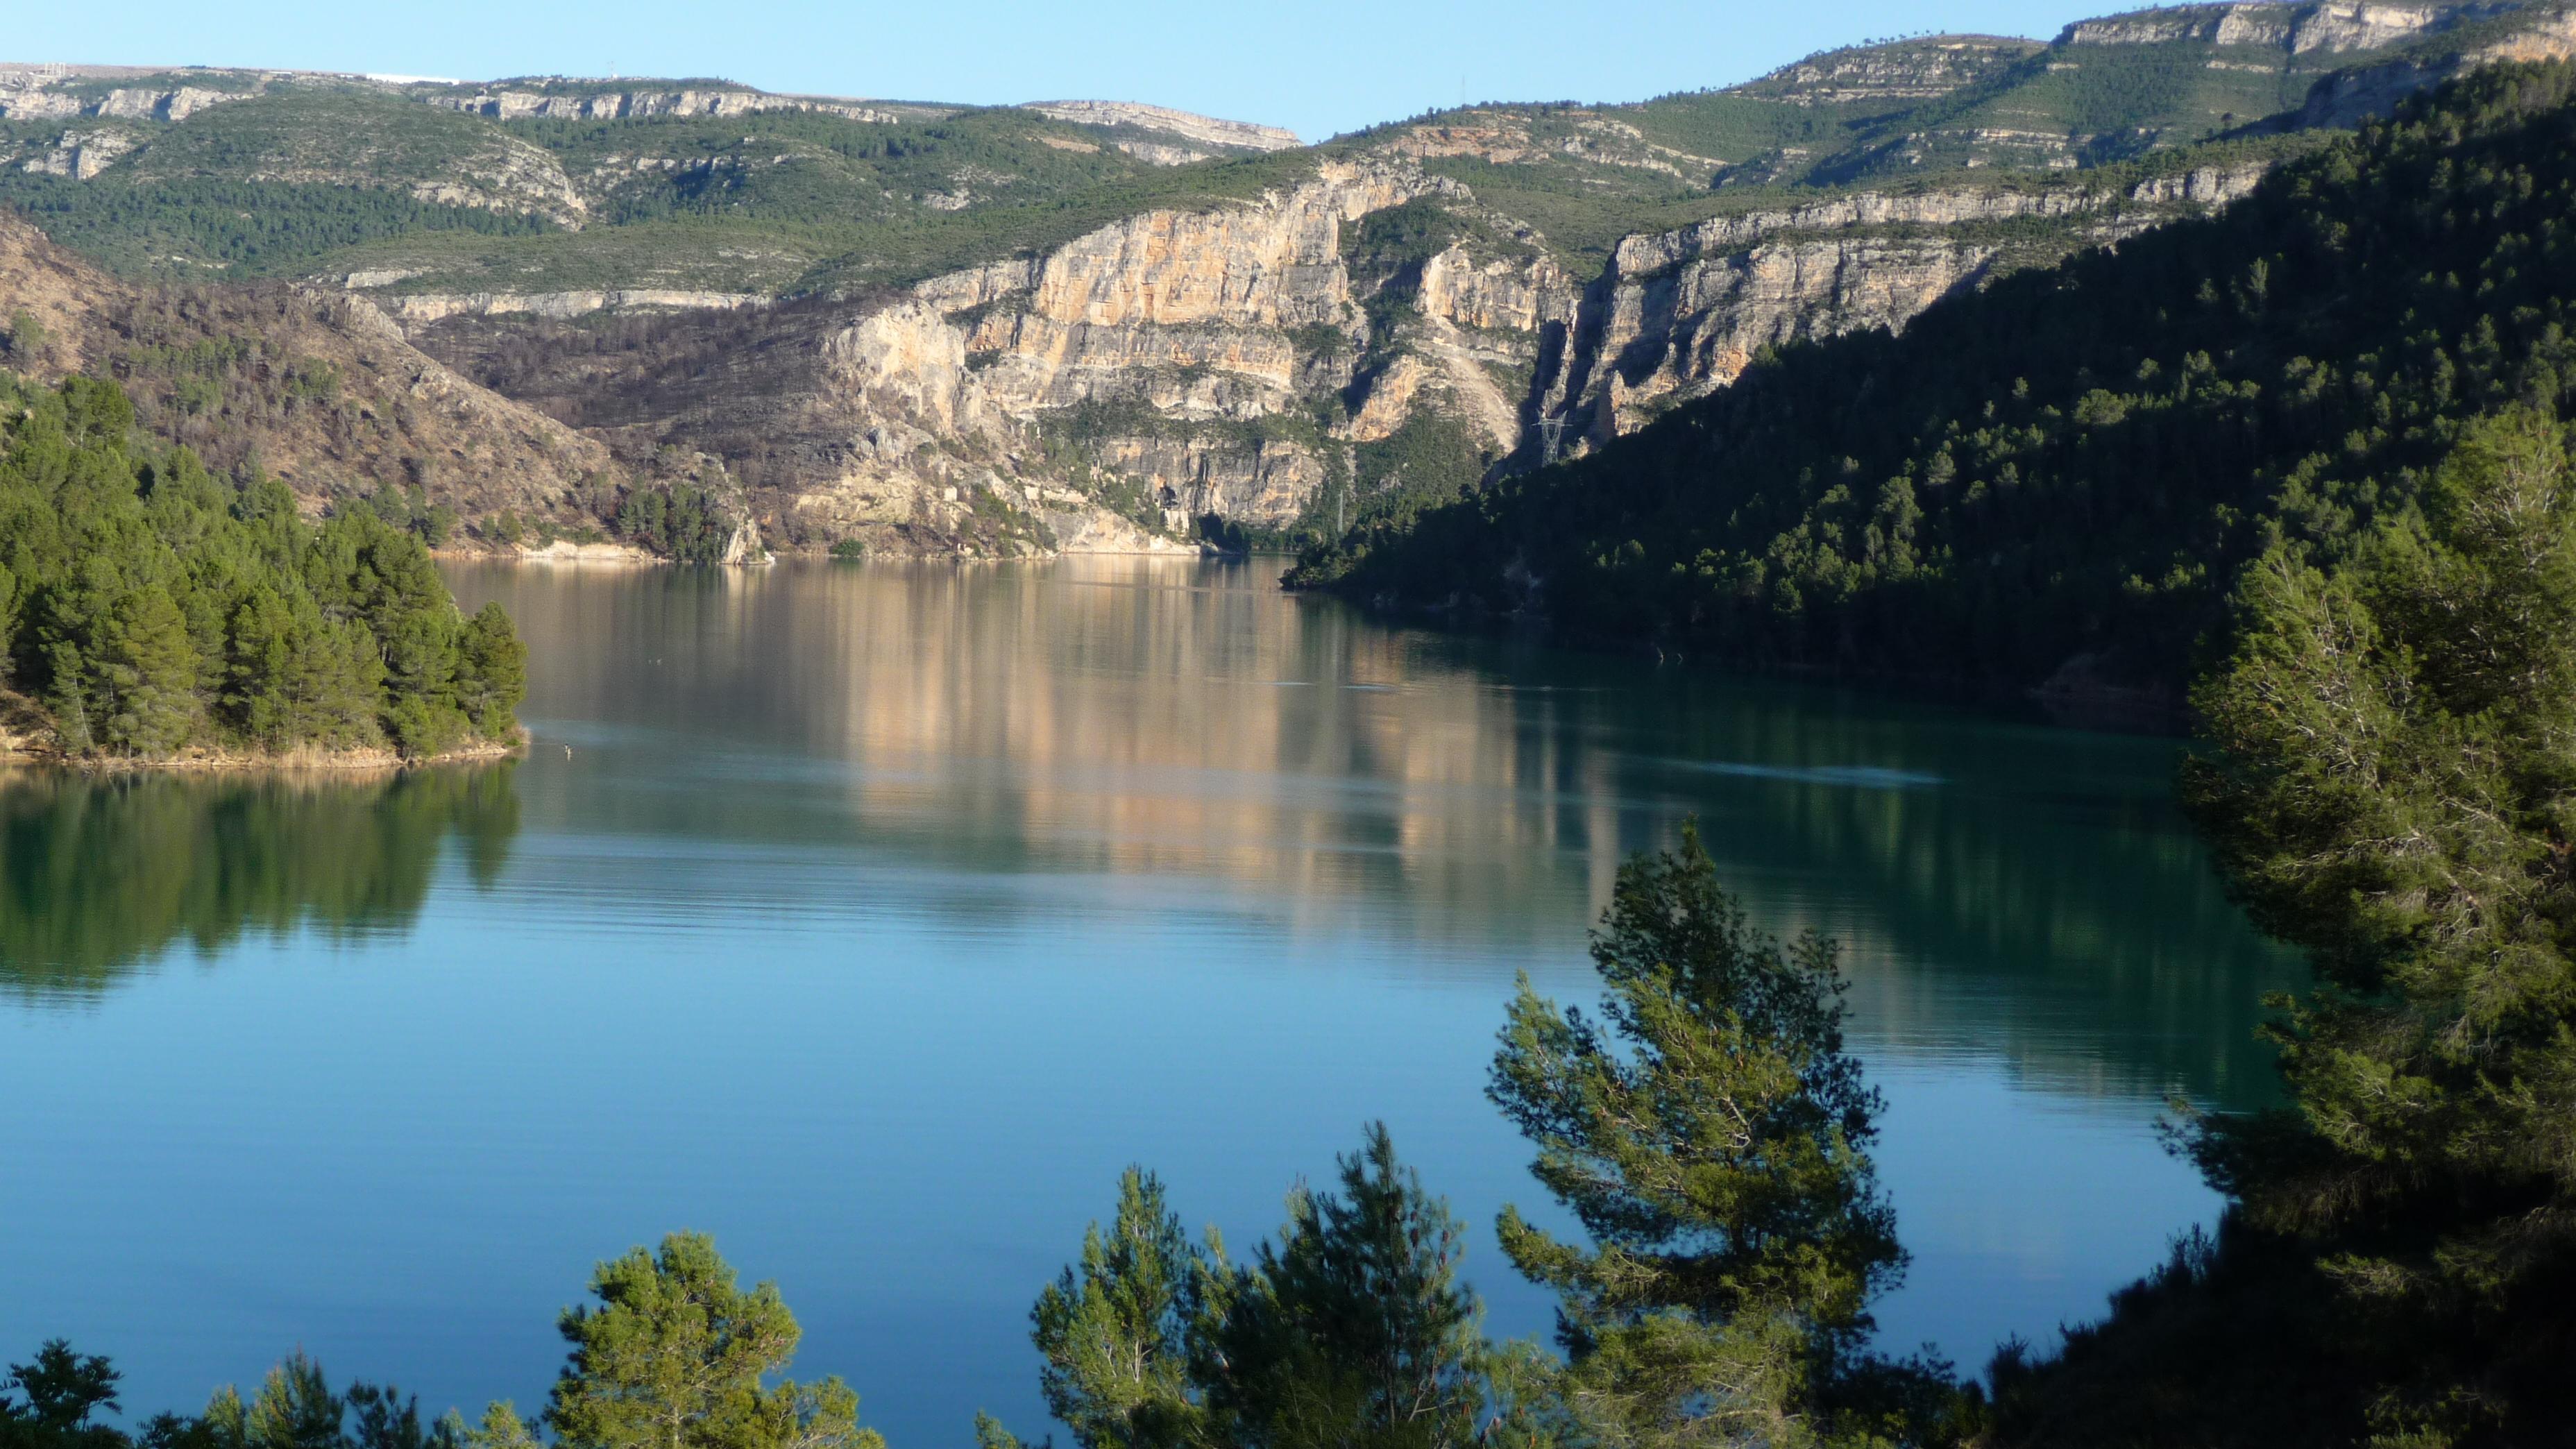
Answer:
[0,764,520,1000]
[448,556,2298,1114]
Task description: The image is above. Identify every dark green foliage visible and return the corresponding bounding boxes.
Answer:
[1981,1223,2364,1448]
[2,1345,466,1449]
[33,99,1325,300]
[355,482,459,550]
[1028,1169,1219,1449]
[2137,406,2576,1446]
[0,763,520,999]
[1299,61,2576,705]
[0,171,547,280]
[1346,411,1496,534]
[1201,1125,1487,1449]
[1016,1127,1502,1449]
[0,374,525,757]
[1,1341,124,1449]
[615,484,734,564]
[344,1384,443,1449]
[1,311,49,366]
[1488,824,1930,1447]
[1341,198,1469,278]
[0,91,556,278]
[546,1232,880,1449]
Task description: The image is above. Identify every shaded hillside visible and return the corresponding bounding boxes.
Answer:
[1292,61,2576,713]
[0,209,634,532]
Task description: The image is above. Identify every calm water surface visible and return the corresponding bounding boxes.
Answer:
[1,557,2298,1443]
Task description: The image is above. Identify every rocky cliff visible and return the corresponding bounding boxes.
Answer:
[1538,166,2270,439]
[10,1,2568,561]
[380,139,2327,557]
[401,162,1465,555]
[2063,1,2505,52]
[1022,101,1303,153]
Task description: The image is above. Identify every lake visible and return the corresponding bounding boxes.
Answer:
[0,555,2298,1445]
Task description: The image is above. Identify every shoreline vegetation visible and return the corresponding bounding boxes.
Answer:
[3,452,2570,1426]
[0,373,528,769]
[0,721,527,772]
[10,56,2576,1449]
[28,473,2576,1447]
[1288,62,2576,730]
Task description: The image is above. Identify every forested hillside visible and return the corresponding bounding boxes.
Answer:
[0,375,526,761]
[1296,60,2576,711]
[7,5,2572,563]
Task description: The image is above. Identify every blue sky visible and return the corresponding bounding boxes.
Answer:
[12,0,2116,141]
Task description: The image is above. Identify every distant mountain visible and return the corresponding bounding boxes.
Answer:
[0,2,2568,561]
[1290,58,2576,716]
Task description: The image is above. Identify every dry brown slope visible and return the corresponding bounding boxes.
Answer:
[0,208,625,528]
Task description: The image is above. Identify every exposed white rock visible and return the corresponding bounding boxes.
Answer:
[427,88,908,124]
[1022,100,1300,151]
[20,128,138,179]
[1115,139,1216,166]
[377,289,772,324]
[2064,1,2499,53]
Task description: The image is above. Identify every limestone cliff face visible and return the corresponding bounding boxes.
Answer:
[1532,171,2266,441]
[778,162,1439,544]
[0,69,251,123]
[2298,5,2576,124]
[396,136,590,226]
[380,288,771,325]
[426,87,911,124]
[1417,244,1576,334]
[922,162,1428,428]
[2061,1,2563,60]
[401,146,2285,552]
[1571,235,2014,436]
[403,160,1548,554]
[19,128,141,179]
[1090,436,1328,520]
[1021,101,1302,152]
[1743,38,2045,103]
[2064,1,2483,51]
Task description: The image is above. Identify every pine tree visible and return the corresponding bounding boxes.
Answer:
[1028,1169,1216,1449]
[2183,404,2576,1437]
[0,374,530,761]
[452,602,527,740]
[244,1355,342,1449]
[546,1232,880,1449]
[1201,1124,1487,1449]
[0,1341,123,1449]
[94,586,198,756]
[1486,824,1906,1448]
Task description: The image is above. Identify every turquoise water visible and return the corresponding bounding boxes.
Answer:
[0,556,2297,1443]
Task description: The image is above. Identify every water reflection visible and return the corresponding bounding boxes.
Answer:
[0,557,2300,1443]
[0,765,520,1001]
[448,556,2294,1112]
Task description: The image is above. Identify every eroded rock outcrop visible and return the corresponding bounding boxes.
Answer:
[0,68,254,124]
[1022,101,1301,152]
[381,288,772,324]
[427,87,914,124]
[1536,169,2268,439]
[932,164,1424,423]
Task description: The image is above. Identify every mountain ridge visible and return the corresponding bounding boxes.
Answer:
[1,2,2570,560]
